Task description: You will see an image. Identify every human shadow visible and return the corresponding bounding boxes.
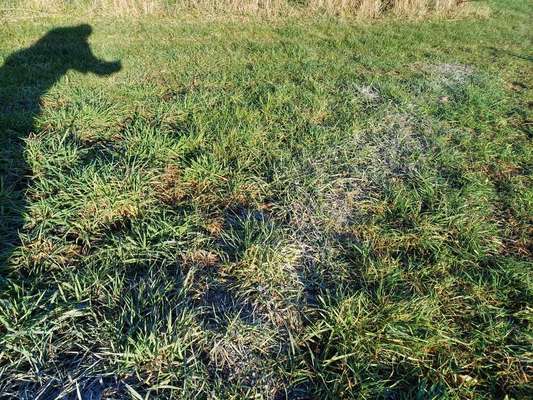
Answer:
[0,24,121,265]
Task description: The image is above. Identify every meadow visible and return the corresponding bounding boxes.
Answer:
[2,0,468,18]
[0,0,531,398]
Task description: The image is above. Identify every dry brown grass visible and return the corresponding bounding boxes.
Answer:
[6,0,466,17]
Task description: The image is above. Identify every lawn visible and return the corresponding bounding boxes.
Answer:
[0,0,531,398]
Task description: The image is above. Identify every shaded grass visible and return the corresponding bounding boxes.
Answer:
[1,0,532,398]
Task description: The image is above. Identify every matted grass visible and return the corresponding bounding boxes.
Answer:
[0,0,531,398]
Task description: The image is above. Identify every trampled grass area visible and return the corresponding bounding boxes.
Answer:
[0,0,531,398]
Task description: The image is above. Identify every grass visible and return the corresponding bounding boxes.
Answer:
[4,0,468,18]
[0,0,532,398]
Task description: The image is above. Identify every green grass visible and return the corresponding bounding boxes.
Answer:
[0,0,532,398]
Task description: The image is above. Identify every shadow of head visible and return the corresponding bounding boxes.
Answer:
[41,24,121,75]
[3,23,121,79]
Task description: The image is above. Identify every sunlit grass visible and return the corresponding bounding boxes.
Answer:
[5,0,466,18]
